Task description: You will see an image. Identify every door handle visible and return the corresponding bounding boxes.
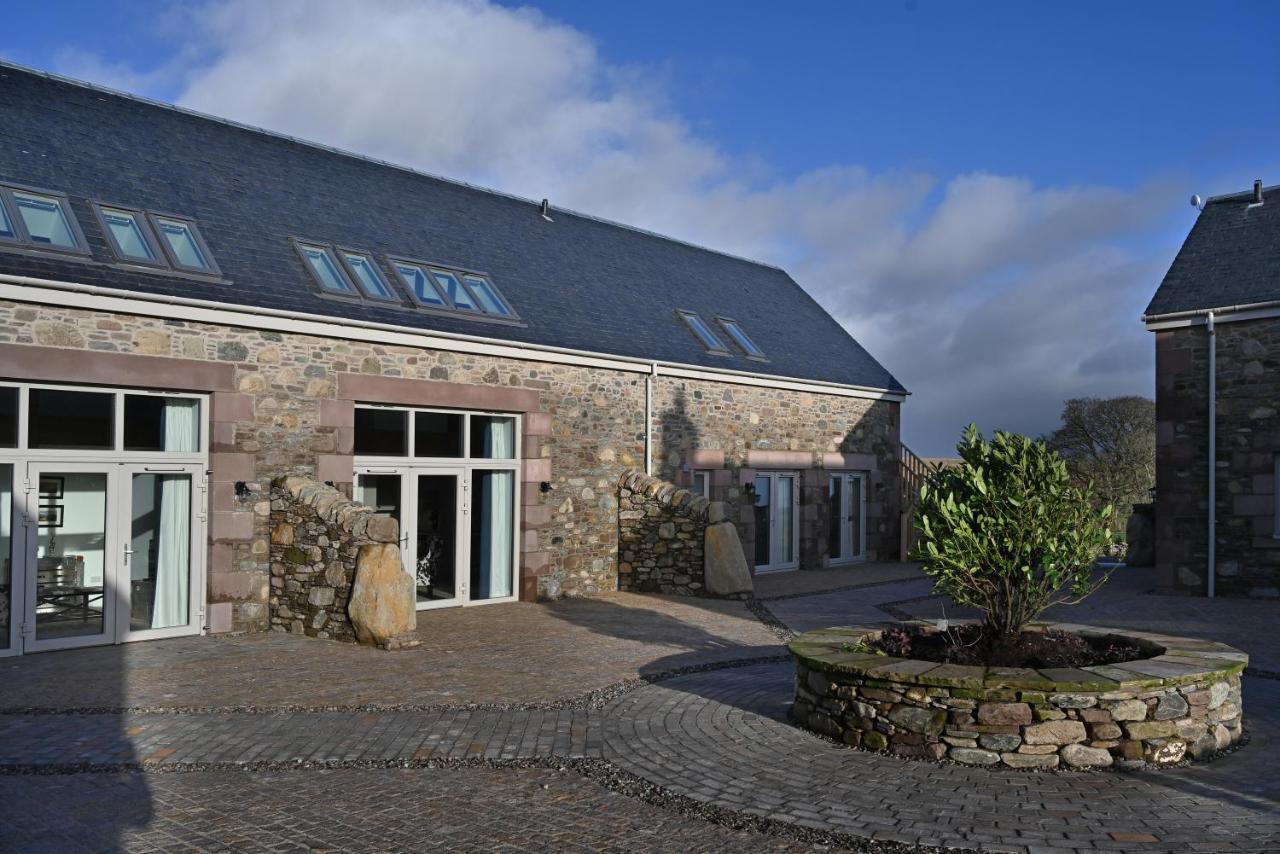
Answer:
[123,544,134,566]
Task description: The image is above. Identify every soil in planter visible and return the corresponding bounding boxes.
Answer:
[869,625,1144,669]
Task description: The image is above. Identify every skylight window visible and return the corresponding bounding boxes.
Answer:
[151,215,216,273]
[718,317,766,360]
[296,242,359,296]
[391,259,519,321]
[0,184,88,254]
[96,206,162,264]
[340,251,399,301]
[677,310,729,353]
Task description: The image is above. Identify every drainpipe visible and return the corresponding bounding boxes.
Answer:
[644,362,658,475]
[1207,311,1217,598]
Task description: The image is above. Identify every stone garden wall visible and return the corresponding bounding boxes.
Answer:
[269,477,416,648]
[790,624,1247,770]
[618,469,752,598]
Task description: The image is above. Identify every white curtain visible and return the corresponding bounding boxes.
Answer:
[477,419,514,599]
[152,400,196,629]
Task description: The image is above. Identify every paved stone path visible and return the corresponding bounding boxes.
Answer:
[2,568,1278,852]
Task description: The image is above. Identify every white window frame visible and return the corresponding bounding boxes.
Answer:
[753,470,800,573]
[0,381,209,658]
[826,471,867,565]
[352,404,521,609]
[692,469,712,499]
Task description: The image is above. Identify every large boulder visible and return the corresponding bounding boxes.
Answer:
[349,543,418,649]
[703,521,753,596]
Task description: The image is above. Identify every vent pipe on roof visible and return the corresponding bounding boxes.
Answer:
[1253,180,1264,204]
[540,198,554,222]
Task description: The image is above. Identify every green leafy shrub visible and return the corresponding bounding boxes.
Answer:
[912,424,1113,639]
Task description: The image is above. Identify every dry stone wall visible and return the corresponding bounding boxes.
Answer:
[618,470,711,596]
[790,624,1247,770]
[269,476,414,648]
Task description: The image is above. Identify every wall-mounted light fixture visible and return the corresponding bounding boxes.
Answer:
[234,481,253,501]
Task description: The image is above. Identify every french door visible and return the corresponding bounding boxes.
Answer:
[827,472,866,564]
[18,461,206,653]
[355,465,517,609]
[753,471,799,573]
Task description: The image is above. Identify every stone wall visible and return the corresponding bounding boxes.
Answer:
[618,470,711,596]
[0,298,901,630]
[1155,319,1280,597]
[790,625,1247,770]
[651,377,901,568]
[268,477,402,644]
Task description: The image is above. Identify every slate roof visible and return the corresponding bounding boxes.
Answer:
[0,63,904,393]
[1146,183,1280,318]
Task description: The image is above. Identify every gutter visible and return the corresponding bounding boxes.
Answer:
[1143,297,1280,326]
[0,273,908,402]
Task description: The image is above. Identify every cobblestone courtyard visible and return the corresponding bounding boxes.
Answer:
[1,564,1277,853]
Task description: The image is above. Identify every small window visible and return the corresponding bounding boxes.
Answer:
[340,251,399,302]
[677,310,728,353]
[431,269,478,311]
[0,386,16,447]
[123,395,200,452]
[96,206,162,264]
[462,274,513,317]
[354,408,408,456]
[151,215,217,273]
[415,411,464,457]
[297,242,358,296]
[394,262,450,307]
[692,470,711,499]
[28,388,114,450]
[470,415,516,459]
[0,186,88,253]
[718,317,766,359]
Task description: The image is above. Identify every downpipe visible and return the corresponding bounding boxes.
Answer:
[644,362,657,475]
[1207,311,1217,599]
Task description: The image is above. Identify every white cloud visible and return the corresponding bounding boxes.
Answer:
[55,0,1172,454]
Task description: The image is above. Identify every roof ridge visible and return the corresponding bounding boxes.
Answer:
[0,58,784,273]
[1206,182,1280,204]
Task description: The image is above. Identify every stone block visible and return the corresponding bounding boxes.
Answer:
[349,543,417,649]
[1153,693,1190,720]
[703,521,753,597]
[1023,720,1087,745]
[1060,743,1114,768]
[949,747,1000,765]
[1123,720,1177,740]
[1105,698,1148,721]
[976,702,1032,725]
[978,733,1021,751]
[887,704,946,736]
[1002,752,1059,769]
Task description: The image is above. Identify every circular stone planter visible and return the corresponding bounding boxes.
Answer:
[788,622,1248,770]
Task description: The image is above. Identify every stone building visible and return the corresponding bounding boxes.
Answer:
[1145,180,1280,598]
[0,63,907,656]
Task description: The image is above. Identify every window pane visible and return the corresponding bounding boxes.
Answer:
[343,253,396,300]
[300,244,355,294]
[101,208,156,260]
[36,472,108,640]
[29,389,113,450]
[0,386,16,447]
[156,218,211,270]
[414,411,464,457]
[14,191,78,249]
[681,312,725,351]
[462,275,510,316]
[354,408,408,455]
[828,476,843,558]
[0,464,11,649]
[130,473,192,631]
[470,415,515,459]
[470,469,514,600]
[777,476,795,563]
[753,475,770,567]
[431,270,477,309]
[0,199,15,239]
[693,471,709,499]
[850,475,863,558]
[124,396,200,452]
[722,320,765,357]
[396,264,447,306]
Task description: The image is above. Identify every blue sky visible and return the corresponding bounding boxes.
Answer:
[4,1,1278,453]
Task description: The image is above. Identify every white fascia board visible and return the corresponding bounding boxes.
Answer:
[0,274,906,402]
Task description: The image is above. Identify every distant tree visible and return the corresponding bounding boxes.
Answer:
[1045,396,1155,532]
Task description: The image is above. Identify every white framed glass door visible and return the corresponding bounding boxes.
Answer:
[753,471,799,573]
[827,472,866,564]
[23,463,117,652]
[20,461,206,653]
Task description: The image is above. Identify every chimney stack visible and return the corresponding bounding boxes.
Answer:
[1254,179,1263,204]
